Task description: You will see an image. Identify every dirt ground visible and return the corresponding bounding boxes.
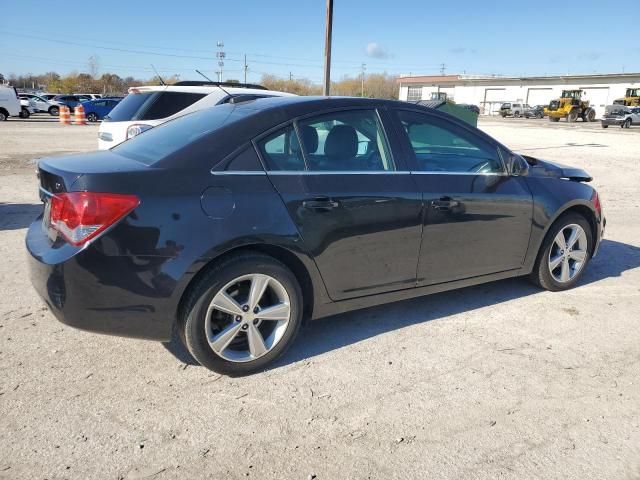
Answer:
[1,114,639,480]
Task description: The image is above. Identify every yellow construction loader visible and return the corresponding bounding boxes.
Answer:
[613,88,640,107]
[545,89,596,122]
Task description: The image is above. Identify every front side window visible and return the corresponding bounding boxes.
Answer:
[297,110,393,171]
[407,86,422,102]
[397,110,503,174]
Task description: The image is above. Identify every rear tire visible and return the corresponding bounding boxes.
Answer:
[602,124,608,128]
[87,113,98,122]
[0,110,7,121]
[567,111,578,122]
[530,213,593,292]
[181,253,303,376]
[623,119,631,129]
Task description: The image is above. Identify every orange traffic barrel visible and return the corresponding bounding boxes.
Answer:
[59,105,71,125]
[73,104,87,125]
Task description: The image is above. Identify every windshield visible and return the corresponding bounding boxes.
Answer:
[112,104,251,165]
[562,90,581,99]
[627,88,640,97]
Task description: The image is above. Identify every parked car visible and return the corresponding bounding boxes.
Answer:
[19,93,59,115]
[27,96,605,375]
[18,97,36,118]
[81,97,122,122]
[524,105,546,119]
[40,93,59,101]
[52,95,84,111]
[601,105,640,128]
[500,102,529,117]
[74,93,102,100]
[97,81,295,149]
[0,85,21,120]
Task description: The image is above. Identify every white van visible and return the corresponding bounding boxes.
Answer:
[0,85,21,121]
[98,81,294,149]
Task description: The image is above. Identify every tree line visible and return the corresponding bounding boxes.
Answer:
[0,71,398,99]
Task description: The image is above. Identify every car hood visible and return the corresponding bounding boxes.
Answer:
[521,155,592,182]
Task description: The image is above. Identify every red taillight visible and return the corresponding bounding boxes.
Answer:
[49,192,139,246]
[591,190,602,216]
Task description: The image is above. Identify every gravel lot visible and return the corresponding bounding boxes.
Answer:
[1,114,639,480]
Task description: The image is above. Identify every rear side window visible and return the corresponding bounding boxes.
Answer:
[107,92,157,121]
[298,110,393,171]
[140,92,206,120]
[257,125,305,171]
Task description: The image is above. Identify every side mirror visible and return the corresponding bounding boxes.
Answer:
[507,154,528,176]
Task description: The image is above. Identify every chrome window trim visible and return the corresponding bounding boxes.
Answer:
[267,170,407,175]
[210,170,509,176]
[210,171,267,176]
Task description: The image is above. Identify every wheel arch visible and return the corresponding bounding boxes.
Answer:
[537,200,599,259]
[176,243,318,328]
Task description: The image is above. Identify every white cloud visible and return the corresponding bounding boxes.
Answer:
[366,42,391,59]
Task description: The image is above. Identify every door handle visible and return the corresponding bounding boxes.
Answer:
[302,197,339,210]
[431,196,460,211]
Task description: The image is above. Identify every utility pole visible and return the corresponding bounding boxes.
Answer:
[216,41,225,82]
[289,72,293,81]
[244,54,248,84]
[360,63,366,97]
[323,0,333,96]
[440,63,446,76]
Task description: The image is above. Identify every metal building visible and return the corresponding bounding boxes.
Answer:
[397,73,640,118]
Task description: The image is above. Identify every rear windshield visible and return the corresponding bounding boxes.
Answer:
[105,91,206,121]
[112,105,249,165]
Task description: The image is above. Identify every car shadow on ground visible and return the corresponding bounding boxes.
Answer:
[162,238,640,370]
[0,203,41,231]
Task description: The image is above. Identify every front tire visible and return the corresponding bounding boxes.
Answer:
[623,119,631,129]
[181,253,303,376]
[49,106,59,116]
[530,213,593,291]
[601,124,608,128]
[19,107,30,119]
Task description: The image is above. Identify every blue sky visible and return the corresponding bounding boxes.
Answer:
[0,0,637,82]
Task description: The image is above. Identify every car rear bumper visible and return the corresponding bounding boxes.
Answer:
[26,218,175,342]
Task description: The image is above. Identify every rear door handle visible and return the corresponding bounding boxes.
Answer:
[431,196,459,211]
[302,197,339,210]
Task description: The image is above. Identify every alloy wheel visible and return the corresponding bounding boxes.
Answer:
[204,273,291,362]
[548,224,588,283]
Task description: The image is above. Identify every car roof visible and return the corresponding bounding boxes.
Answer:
[127,85,295,96]
[227,95,404,116]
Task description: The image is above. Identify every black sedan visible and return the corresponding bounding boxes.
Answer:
[26,97,605,375]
